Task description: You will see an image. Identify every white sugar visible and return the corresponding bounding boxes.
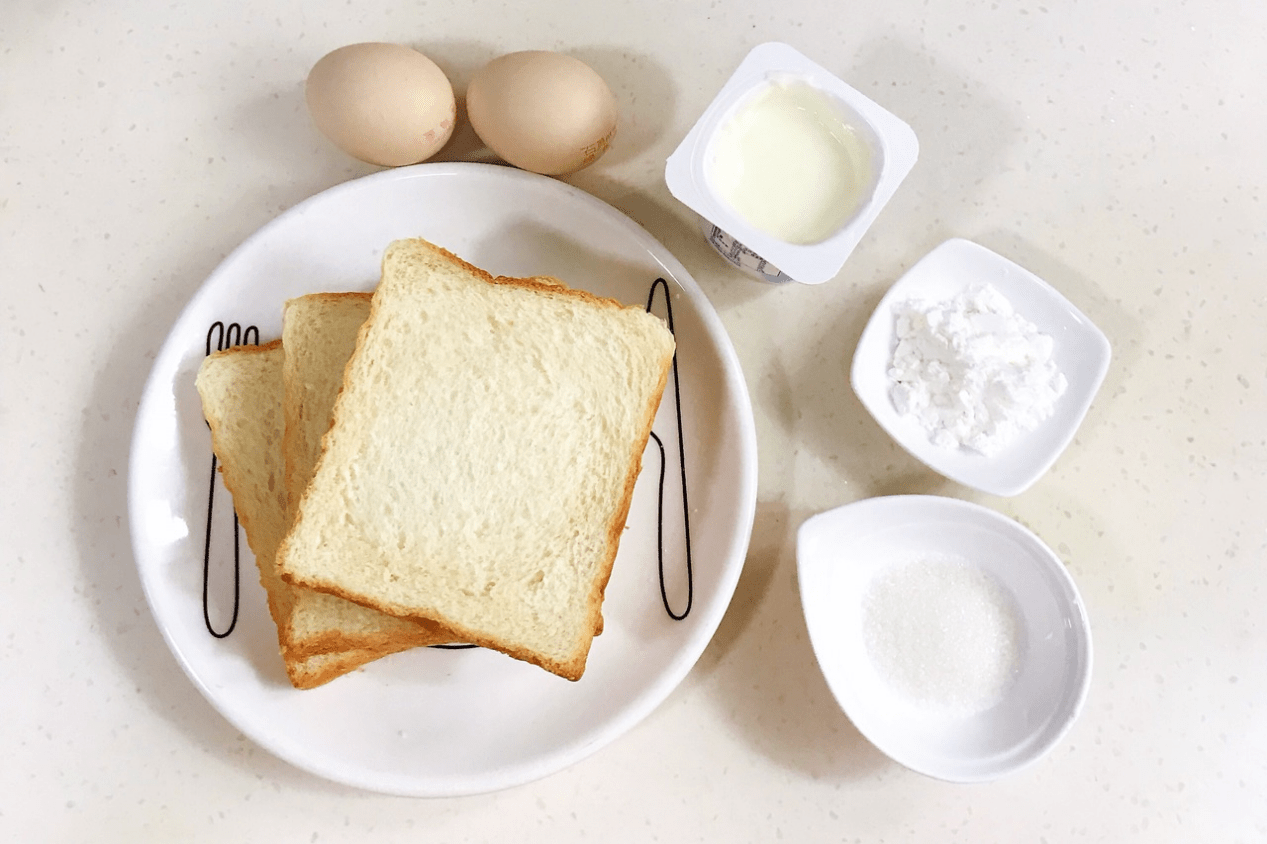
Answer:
[862,555,1021,713]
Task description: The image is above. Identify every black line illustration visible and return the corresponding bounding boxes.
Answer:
[201,321,259,638]
[646,277,694,621]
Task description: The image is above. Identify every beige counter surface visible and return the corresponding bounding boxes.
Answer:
[3,0,1264,840]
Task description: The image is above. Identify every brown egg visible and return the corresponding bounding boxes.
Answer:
[305,43,456,167]
[466,51,617,176]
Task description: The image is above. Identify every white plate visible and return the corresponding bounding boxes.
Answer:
[851,238,1111,496]
[127,162,758,796]
[798,495,1093,782]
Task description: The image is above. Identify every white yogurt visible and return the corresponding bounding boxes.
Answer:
[706,81,873,245]
[665,42,918,285]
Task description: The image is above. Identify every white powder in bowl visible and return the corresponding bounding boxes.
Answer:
[887,283,1067,455]
[862,555,1021,713]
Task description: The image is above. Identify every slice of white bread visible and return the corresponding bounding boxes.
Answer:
[276,239,675,680]
[195,341,411,688]
[280,292,454,657]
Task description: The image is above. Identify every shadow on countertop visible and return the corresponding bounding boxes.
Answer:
[691,497,895,784]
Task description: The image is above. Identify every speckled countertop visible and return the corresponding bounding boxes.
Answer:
[3,1,1264,841]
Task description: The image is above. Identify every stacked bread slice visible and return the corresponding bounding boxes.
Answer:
[196,238,676,686]
[196,306,451,689]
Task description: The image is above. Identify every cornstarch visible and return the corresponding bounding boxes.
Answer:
[887,284,1067,455]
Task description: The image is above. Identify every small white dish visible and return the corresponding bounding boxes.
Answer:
[851,238,1111,496]
[797,495,1093,783]
[665,42,918,285]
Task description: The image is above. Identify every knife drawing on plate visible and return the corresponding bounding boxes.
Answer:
[646,278,693,621]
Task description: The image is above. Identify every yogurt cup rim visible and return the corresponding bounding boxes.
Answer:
[665,42,919,285]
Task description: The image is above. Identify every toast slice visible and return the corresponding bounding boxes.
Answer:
[280,292,454,657]
[195,341,412,688]
[276,239,675,680]
[191,339,420,684]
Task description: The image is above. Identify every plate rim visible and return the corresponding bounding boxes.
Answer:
[126,162,759,796]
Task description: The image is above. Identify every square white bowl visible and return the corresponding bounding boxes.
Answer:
[851,238,1111,496]
[797,495,1093,782]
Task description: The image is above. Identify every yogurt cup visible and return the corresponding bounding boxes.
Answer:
[665,42,919,285]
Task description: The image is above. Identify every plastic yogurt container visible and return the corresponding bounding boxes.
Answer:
[665,42,919,285]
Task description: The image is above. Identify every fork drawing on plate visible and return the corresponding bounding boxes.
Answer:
[201,320,259,638]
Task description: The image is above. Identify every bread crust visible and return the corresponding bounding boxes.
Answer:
[588,335,674,646]
[286,642,413,690]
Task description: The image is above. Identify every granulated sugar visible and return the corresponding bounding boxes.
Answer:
[887,283,1067,455]
[862,555,1021,713]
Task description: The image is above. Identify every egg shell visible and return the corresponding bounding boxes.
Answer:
[305,43,456,167]
[466,51,617,176]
